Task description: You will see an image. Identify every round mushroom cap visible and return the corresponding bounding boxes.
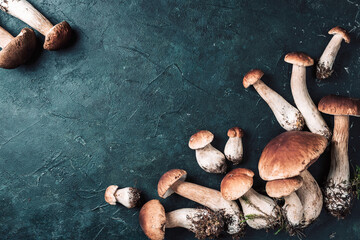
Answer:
[104,185,118,205]
[243,69,264,88]
[221,168,254,200]
[329,26,350,43]
[188,130,214,150]
[0,28,36,69]
[284,52,314,67]
[266,176,303,198]
[318,95,360,117]
[227,127,244,138]
[158,169,187,198]
[44,21,73,50]
[258,131,327,181]
[139,200,166,240]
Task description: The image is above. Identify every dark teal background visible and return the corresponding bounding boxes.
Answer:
[0,0,359,239]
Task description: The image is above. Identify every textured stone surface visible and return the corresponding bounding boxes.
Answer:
[0,0,359,239]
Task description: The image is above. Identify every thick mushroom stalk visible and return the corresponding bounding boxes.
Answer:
[224,127,244,165]
[0,0,72,50]
[316,27,350,79]
[158,169,244,235]
[285,52,331,140]
[104,185,141,208]
[243,69,305,131]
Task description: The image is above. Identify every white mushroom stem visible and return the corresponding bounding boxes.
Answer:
[252,79,304,131]
[283,192,303,227]
[290,65,331,139]
[317,34,344,76]
[238,188,279,229]
[196,144,227,173]
[165,208,209,229]
[0,26,14,48]
[224,137,243,165]
[114,187,140,208]
[171,181,243,235]
[0,0,53,36]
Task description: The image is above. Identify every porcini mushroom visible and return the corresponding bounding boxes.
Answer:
[0,26,36,69]
[243,69,305,131]
[221,168,279,229]
[189,130,227,173]
[158,169,245,235]
[316,27,350,79]
[139,199,224,240]
[104,185,141,208]
[0,0,72,50]
[224,127,244,165]
[285,52,331,140]
[318,95,360,218]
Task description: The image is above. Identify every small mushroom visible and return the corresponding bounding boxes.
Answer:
[189,130,227,174]
[243,69,305,131]
[139,199,224,240]
[0,26,36,69]
[221,168,279,229]
[158,169,245,235]
[104,185,141,208]
[224,127,244,165]
[318,95,360,218]
[0,0,73,50]
[285,52,331,140]
[316,27,350,79]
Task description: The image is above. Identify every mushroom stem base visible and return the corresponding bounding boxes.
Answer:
[316,63,333,80]
[324,180,353,218]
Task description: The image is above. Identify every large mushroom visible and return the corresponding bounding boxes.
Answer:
[104,185,141,208]
[139,199,224,240]
[221,168,279,229]
[284,52,331,140]
[0,0,72,50]
[157,169,245,235]
[224,127,244,165]
[0,26,36,69]
[243,69,305,131]
[318,95,360,218]
[316,27,350,79]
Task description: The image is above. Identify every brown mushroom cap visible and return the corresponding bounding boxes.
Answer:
[158,169,187,198]
[266,176,303,198]
[284,52,314,67]
[329,26,350,44]
[227,127,244,138]
[44,21,73,50]
[220,168,254,200]
[318,95,360,117]
[188,130,214,150]
[139,200,166,240]
[243,69,264,88]
[104,185,118,205]
[258,131,327,181]
[0,28,36,69]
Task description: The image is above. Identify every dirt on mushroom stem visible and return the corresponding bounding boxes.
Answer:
[189,207,225,239]
[316,62,334,79]
[324,180,353,218]
[129,188,141,207]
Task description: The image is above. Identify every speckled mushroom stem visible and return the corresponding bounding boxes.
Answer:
[283,192,304,227]
[316,35,343,79]
[165,208,209,229]
[0,26,14,48]
[196,144,227,173]
[290,65,331,139]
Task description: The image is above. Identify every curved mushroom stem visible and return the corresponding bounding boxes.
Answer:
[196,144,227,173]
[252,79,305,131]
[171,181,244,235]
[224,136,243,165]
[0,26,14,48]
[296,170,323,226]
[290,65,331,139]
[114,187,141,208]
[283,192,303,227]
[324,115,352,218]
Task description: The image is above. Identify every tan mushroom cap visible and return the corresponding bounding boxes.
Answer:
[266,176,303,198]
[188,130,214,149]
[104,185,118,205]
[243,69,264,88]
[284,52,314,67]
[227,127,244,138]
[158,169,187,198]
[258,131,327,181]
[221,168,254,200]
[329,26,350,43]
[318,95,360,117]
[44,21,73,50]
[139,200,166,240]
[0,28,36,69]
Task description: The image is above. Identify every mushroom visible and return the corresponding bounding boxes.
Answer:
[284,52,331,140]
[189,130,227,173]
[243,69,305,131]
[0,26,36,69]
[316,27,350,79]
[224,127,244,165]
[0,0,73,50]
[318,95,360,218]
[221,168,279,229]
[104,185,141,208]
[158,169,245,235]
[139,199,224,240]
